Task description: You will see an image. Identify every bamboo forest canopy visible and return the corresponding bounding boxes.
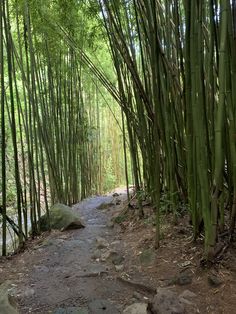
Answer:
[1,0,236,261]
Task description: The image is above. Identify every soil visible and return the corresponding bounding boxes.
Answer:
[0,188,236,314]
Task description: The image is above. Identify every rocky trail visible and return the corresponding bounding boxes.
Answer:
[1,188,236,314]
[0,189,153,314]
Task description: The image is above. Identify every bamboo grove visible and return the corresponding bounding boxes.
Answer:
[98,0,236,260]
[1,0,236,261]
[0,0,126,255]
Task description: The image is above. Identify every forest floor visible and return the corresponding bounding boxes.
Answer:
[0,188,236,314]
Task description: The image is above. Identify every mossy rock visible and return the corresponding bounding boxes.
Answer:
[0,282,19,314]
[39,203,85,231]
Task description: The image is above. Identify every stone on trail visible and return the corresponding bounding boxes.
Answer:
[91,249,102,260]
[147,288,186,314]
[39,203,85,231]
[96,236,109,249]
[108,251,125,265]
[123,303,147,314]
[88,299,120,314]
[179,290,197,300]
[208,274,223,287]
[115,264,124,272]
[139,249,156,266]
[175,270,192,286]
[0,282,19,314]
[97,202,113,210]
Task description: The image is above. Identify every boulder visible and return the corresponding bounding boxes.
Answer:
[0,282,19,314]
[39,203,85,231]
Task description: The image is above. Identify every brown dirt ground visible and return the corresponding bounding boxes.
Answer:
[114,206,236,314]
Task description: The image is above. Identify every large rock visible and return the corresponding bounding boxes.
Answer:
[0,282,19,314]
[147,288,186,314]
[39,203,85,231]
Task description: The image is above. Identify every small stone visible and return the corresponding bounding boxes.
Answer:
[139,249,155,266]
[101,251,111,262]
[107,221,114,228]
[208,274,223,287]
[111,240,121,246]
[179,297,194,306]
[123,303,147,314]
[91,250,102,260]
[96,237,109,249]
[115,265,124,272]
[179,290,197,299]
[176,271,192,286]
[22,288,35,298]
[97,202,113,210]
[133,292,143,301]
[33,265,49,273]
[109,251,125,265]
[115,199,121,205]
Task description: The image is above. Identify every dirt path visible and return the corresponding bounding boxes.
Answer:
[1,188,236,314]
[1,189,152,314]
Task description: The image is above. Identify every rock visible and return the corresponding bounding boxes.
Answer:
[80,264,108,277]
[96,237,109,249]
[147,288,186,314]
[115,199,121,205]
[88,299,119,314]
[179,298,193,306]
[33,265,49,273]
[179,290,197,299]
[97,202,113,210]
[91,249,102,260]
[39,204,85,231]
[133,292,143,301]
[53,307,88,314]
[113,193,119,197]
[123,303,147,314]
[101,251,111,262]
[21,288,35,298]
[208,274,223,287]
[111,240,121,246]
[106,221,115,228]
[0,282,19,314]
[175,271,192,286]
[108,251,124,265]
[139,249,155,266]
[115,264,124,272]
